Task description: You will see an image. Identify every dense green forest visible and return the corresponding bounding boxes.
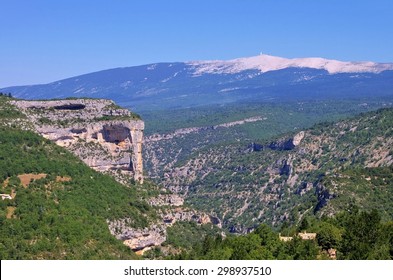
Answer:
[163,208,393,260]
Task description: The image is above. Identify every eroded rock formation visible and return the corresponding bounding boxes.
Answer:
[12,99,144,183]
[107,205,222,253]
[268,131,305,151]
[108,218,166,251]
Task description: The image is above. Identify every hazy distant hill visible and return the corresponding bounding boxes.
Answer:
[2,54,393,111]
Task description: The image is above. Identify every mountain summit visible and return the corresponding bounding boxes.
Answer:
[189,54,393,75]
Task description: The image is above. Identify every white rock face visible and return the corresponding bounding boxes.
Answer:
[12,99,144,183]
[293,131,305,146]
[188,54,393,75]
[107,207,222,252]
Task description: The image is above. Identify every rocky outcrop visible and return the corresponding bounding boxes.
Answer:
[149,194,184,207]
[295,182,314,196]
[247,131,305,153]
[248,142,263,152]
[107,207,222,253]
[108,219,166,251]
[314,181,337,212]
[292,131,305,146]
[268,156,294,177]
[269,131,305,151]
[161,207,222,228]
[12,99,144,183]
[279,160,292,176]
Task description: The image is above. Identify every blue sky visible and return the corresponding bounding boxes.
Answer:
[1,0,393,87]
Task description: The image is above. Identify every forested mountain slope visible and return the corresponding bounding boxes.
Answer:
[156,108,393,232]
[2,94,393,260]
[0,96,157,259]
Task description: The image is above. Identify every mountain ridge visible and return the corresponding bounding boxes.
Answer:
[2,54,393,111]
[188,54,393,75]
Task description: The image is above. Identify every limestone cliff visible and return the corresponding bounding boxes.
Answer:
[12,99,144,183]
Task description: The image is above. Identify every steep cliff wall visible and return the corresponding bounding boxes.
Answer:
[12,99,144,183]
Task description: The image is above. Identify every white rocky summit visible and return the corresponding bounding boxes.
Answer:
[188,54,393,75]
